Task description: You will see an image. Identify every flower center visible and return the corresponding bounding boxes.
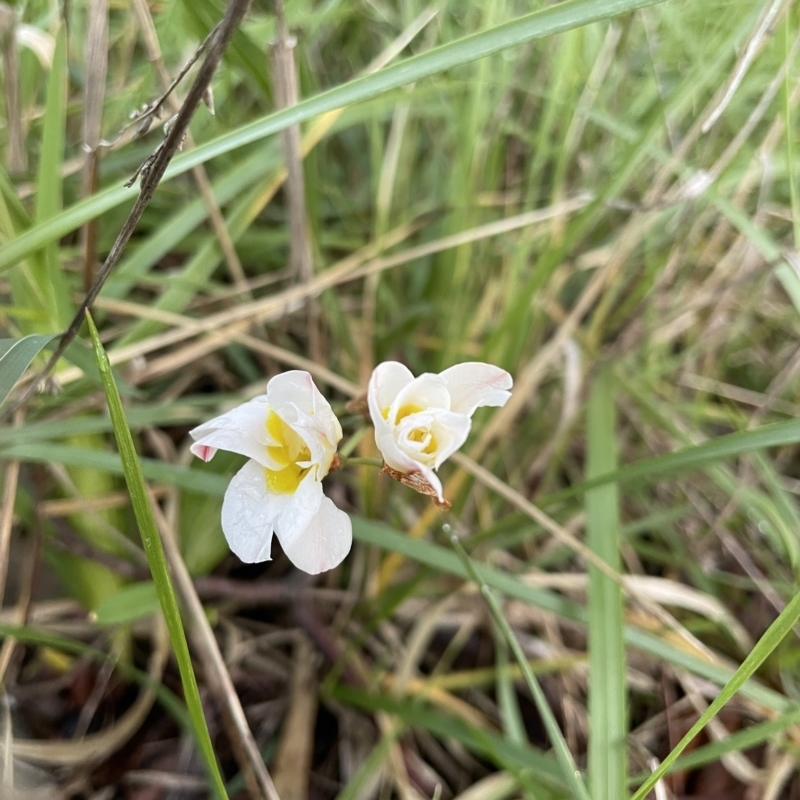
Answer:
[408,426,438,454]
[264,411,312,494]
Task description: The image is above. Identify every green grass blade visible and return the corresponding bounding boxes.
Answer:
[0,441,228,496]
[0,0,665,274]
[450,536,591,800]
[31,26,71,328]
[630,586,800,800]
[586,370,626,800]
[543,419,800,503]
[85,312,228,800]
[0,334,56,406]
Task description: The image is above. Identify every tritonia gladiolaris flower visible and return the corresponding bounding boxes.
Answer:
[368,362,513,503]
[189,371,351,574]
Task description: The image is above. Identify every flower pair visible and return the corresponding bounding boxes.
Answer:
[190,363,512,574]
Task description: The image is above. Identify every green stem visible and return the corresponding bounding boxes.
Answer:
[339,455,384,469]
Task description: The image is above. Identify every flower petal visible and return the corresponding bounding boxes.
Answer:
[275,495,352,575]
[390,373,450,421]
[439,363,513,416]
[221,460,284,563]
[268,370,342,472]
[426,409,472,468]
[368,362,414,424]
[375,427,427,475]
[274,473,324,538]
[190,396,275,467]
[415,462,444,503]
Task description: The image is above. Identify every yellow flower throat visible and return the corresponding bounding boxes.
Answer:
[264,411,312,494]
[387,403,437,454]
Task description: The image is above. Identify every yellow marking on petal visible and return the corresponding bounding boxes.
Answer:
[396,403,423,422]
[265,462,310,494]
[264,411,313,494]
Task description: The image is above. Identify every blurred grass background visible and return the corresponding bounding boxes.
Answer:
[1,0,800,797]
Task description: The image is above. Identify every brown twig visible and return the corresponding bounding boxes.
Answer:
[3,0,253,422]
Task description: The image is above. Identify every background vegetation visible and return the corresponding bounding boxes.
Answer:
[1,0,799,797]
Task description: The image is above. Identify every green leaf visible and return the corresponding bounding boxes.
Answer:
[94,581,160,626]
[0,0,665,274]
[586,370,626,800]
[85,312,228,800]
[0,333,57,407]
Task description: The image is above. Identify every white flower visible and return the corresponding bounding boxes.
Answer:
[189,371,351,574]
[368,362,513,503]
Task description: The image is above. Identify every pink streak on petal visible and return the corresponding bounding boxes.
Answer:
[193,443,216,462]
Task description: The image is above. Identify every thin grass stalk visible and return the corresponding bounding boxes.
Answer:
[85,311,229,800]
[449,534,591,800]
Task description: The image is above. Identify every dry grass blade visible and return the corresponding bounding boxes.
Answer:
[80,0,108,289]
[701,0,790,132]
[450,451,719,664]
[0,415,21,608]
[272,636,318,800]
[49,197,589,388]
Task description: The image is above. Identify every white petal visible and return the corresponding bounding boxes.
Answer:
[368,362,414,425]
[276,495,352,575]
[439,363,513,416]
[221,460,285,563]
[268,371,320,421]
[426,409,472,468]
[273,473,324,539]
[268,371,341,470]
[376,428,426,475]
[190,396,276,467]
[390,373,450,421]
[416,462,444,503]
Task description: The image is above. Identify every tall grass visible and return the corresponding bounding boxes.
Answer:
[1,0,799,797]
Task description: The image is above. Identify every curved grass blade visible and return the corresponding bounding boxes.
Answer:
[85,312,228,800]
[630,586,800,800]
[0,0,665,273]
[0,334,56,406]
